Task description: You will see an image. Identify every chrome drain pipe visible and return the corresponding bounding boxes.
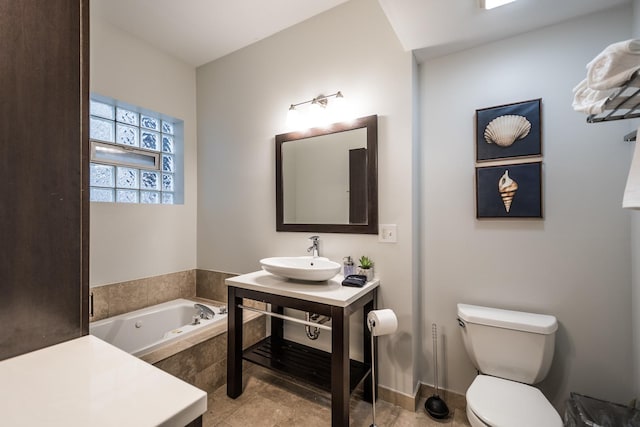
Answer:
[305,313,330,340]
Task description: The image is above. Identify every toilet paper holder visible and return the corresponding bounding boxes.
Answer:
[366,309,398,427]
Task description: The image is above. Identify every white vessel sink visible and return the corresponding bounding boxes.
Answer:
[259,256,341,282]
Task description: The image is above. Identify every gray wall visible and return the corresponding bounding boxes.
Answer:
[196,0,418,394]
[420,5,635,408]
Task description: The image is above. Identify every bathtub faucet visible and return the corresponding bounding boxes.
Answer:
[194,303,215,320]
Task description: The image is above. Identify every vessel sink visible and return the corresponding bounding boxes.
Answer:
[259,256,341,282]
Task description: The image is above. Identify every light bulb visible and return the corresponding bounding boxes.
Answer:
[309,100,330,128]
[329,92,347,123]
[286,106,302,130]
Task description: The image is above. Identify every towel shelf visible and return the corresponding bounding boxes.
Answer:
[587,71,640,124]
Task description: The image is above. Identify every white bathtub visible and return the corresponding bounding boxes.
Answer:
[90,298,227,357]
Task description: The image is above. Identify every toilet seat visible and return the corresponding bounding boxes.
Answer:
[466,375,562,427]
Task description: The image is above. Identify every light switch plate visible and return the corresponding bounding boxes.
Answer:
[379,224,397,243]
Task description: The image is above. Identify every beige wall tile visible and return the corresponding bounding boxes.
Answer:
[196,269,218,301]
[108,280,149,317]
[195,359,227,393]
[155,345,198,384]
[90,285,110,321]
[196,269,235,302]
[91,270,196,321]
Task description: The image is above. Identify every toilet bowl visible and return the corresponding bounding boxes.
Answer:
[457,304,562,427]
[465,375,562,427]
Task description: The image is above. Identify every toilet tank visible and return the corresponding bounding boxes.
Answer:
[457,304,557,384]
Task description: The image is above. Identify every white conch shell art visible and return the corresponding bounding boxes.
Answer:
[484,115,532,147]
[498,170,518,213]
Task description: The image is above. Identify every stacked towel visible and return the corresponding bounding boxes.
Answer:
[587,39,640,90]
[571,79,617,114]
[572,39,640,114]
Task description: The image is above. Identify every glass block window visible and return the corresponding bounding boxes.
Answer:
[89,95,181,205]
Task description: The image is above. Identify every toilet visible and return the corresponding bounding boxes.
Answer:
[457,303,563,427]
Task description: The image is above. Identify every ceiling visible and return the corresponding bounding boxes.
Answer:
[92,0,631,68]
[379,0,631,62]
[91,0,350,67]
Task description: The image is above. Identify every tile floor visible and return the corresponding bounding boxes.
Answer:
[202,365,471,427]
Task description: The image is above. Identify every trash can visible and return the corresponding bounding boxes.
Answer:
[564,392,640,426]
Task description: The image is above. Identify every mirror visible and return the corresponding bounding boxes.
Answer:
[276,115,378,234]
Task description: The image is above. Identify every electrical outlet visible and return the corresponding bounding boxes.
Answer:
[379,224,397,243]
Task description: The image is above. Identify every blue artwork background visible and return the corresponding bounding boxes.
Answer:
[476,162,542,218]
[476,99,541,161]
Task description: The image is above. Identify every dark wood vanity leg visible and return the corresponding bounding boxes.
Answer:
[227,286,243,398]
[270,304,284,346]
[363,297,375,403]
[331,306,349,427]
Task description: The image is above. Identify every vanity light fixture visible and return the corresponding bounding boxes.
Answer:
[286,91,346,130]
[480,0,516,10]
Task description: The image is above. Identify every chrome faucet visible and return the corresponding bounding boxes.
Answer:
[307,235,320,257]
[194,303,215,320]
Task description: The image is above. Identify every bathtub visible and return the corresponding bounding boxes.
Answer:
[90,298,227,357]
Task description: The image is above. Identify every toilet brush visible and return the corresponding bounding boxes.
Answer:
[425,323,449,419]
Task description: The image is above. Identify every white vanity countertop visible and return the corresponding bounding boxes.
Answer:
[0,335,207,427]
[226,270,379,307]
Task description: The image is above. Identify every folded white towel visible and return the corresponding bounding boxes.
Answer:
[571,78,617,114]
[587,39,640,90]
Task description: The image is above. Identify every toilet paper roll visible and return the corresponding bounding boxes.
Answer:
[367,309,398,336]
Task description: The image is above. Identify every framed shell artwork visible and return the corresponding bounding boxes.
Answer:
[476,99,541,162]
[475,161,542,218]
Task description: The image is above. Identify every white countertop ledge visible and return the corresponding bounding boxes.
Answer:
[226,270,379,307]
[0,335,207,427]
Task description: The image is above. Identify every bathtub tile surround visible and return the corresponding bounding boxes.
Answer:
[196,269,268,312]
[90,270,196,321]
[91,269,263,322]
[202,365,471,426]
[147,270,196,306]
[153,314,266,393]
[89,268,268,394]
[108,280,149,317]
[90,285,110,320]
[197,269,235,302]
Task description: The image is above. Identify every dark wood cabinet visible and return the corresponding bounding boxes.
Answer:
[0,0,89,360]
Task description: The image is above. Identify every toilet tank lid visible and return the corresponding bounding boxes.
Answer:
[457,304,557,334]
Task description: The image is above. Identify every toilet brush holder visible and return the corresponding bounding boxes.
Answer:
[425,323,449,419]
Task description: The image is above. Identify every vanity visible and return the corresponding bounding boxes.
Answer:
[226,271,379,427]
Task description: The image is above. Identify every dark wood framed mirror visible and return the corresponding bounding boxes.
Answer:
[276,114,378,234]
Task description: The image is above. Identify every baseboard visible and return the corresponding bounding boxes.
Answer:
[378,382,467,413]
[378,384,418,412]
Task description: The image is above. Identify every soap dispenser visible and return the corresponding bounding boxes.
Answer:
[343,256,355,276]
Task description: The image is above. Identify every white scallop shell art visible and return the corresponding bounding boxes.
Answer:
[483,115,532,147]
